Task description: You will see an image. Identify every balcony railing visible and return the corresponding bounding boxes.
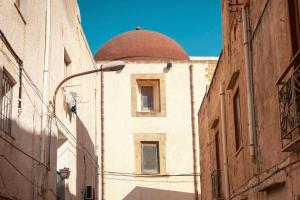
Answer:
[211,169,222,199]
[277,50,300,151]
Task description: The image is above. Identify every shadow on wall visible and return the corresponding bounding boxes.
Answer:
[57,116,97,200]
[0,119,57,200]
[75,116,97,200]
[0,117,97,200]
[123,187,195,200]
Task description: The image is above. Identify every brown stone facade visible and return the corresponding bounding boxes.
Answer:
[198,0,300,200]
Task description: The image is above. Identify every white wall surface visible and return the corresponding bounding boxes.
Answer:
[100,60,212,200]
[0,1,99,199]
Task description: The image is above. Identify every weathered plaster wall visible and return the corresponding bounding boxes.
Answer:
[0,1,99,199]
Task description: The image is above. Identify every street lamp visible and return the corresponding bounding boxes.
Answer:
[52,61,125,115]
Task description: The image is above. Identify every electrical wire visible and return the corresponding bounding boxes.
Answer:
[105,177,195,183]
[21,67,98,167]
[0,135,48,169]
[0,154,58,198]
[0,63,98,171]
[229,157,300,199]
[104,171,200,177]
[8,63,99,167]
[0,154,37,186]
[22,82,43,117]
[53,117,98,165]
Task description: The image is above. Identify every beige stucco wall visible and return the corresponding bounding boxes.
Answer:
[99,59,216,200]
[0,1,99,200]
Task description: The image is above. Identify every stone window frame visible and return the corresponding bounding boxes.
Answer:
[131,73,166,117]
[134,133,166,175]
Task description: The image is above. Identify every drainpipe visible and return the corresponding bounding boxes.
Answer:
[40,0,51,197]
[189,65,199,200]
[95,88,99,200]
[242,4,256,162]
[100,66,105,200]
[41,0,51,165]
[220,84,230,200]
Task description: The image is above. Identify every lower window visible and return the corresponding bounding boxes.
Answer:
[141,142,160,174]
[134,133,166,175]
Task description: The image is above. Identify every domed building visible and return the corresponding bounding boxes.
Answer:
[95,28,218,200]
[95,28,190,61]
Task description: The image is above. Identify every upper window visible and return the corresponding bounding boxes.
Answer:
[137,80,159,112]
[0,70,15,134]
[141,142,160,174]
[131,74,166,117]
[212,132,222,199]
[233,89,242,151]
[141,86,154,111]
[215,132,221,170]
[288,0,300,54]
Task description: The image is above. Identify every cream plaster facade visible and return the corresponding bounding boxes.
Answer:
[0,1,99,200]
[98,58,217,200]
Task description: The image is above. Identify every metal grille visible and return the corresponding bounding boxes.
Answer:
[277,50,300,150]
[0,71,13,134]
[141,142,159,174]
[278,64,300,139]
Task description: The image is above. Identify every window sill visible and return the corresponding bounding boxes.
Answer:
[133,111,166,117]
[14,3,27,25]
[235,145,243,157]
[134,173,168,177]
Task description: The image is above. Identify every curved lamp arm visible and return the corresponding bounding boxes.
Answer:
[52,61,125,115]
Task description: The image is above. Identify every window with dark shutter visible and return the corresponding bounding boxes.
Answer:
[141,142,159,174]
[288,0,300,54]
[212,132,222,198]
[233,89,242,151]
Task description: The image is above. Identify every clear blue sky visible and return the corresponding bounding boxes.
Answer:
[77,0,223,57]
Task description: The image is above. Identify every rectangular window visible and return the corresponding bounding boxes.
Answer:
[233,89,242,151]
[131,74,166,117]
[141,86,154,111]
[288,0,300,54]
[0,70,14,134]
[215,132,221,170]
[141,142,160,174]
[212,132,222,198]
[136,79,160,113]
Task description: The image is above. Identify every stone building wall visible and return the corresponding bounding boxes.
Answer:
[198,0,300,200]
[0,1,99,199]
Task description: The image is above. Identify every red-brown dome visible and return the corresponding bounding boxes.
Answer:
[94,29,190,61]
